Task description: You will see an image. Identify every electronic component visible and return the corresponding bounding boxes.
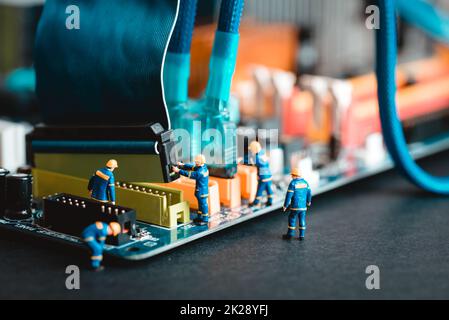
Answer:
[237,164,258,203]
[28,123,179,183]
[4,173,33,221]
[43,193,136,246]
[32,168,191,229]
[1,129,449,260]
[343,75,449,149]
[161,177,221,217]
[0,119,32,172]
[209,175,242,208]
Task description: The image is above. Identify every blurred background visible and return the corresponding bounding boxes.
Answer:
[2,0,449,179]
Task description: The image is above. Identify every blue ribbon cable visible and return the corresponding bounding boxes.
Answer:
[376,0,449,194]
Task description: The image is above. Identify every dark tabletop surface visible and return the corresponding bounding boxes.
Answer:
[1,149,449,300]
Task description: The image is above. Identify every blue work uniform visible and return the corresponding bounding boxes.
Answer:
[88,167,116,203]
[283,178,312,238]
[179,164,209,222]
[81,222,109,269]
[252,150,274,205]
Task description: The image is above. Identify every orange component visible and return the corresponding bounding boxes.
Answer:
[209,175,242,208]
[343,75,449,148]
[282,88,313,137]
[284,88,332,143]
[190,21,298,98]
[237,165,258,203]
[306,95,333,144]
[350,54,449,102]
[158,177,221,216]
[282,53,449,142]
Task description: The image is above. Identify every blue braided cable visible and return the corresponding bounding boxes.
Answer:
[396,0,449,44]
[164,0,198,106]
[376,0,449,194]
[217,0,244,34]
[168,0,198,54]
[203,0,244,102]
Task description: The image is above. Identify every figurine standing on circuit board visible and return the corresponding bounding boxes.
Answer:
[88,159,118,205]
[248,141,274,207]
[172,154,209,226]
[81,221,121,271]
[282,168,312,241]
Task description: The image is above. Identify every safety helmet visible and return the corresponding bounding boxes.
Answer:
[291,167,302,177]
[106,159,118,169]
[108,222,121,237]
[194,154,206,166]
[249,141,262,154]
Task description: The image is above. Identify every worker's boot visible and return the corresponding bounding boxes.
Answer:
[193,218,203,225]
[193,215,207,226]
[249,199,261,208]
[282,234,293,240]
[92,265,104,272]
[299,236,305,241]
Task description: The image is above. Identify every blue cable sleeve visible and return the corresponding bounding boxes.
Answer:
[164,0,197,104]
[205,31,239,101]
[201,0,244,102]
[396,0,449,43]
[376,0,449,194]
[218,0,244,34]
[168,0,198,53]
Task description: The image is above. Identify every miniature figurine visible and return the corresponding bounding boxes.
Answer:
[282,168,312,241]
[81,221,121,271]
[248,141,274,207]
[172,154,209,225]
[88,159,118,204]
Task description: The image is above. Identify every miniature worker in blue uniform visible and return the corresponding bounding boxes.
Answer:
[81,221,121,271]
[172,154,209,225]
[88,159,118,204]
[248,141,274,207]
[282,168,312,241]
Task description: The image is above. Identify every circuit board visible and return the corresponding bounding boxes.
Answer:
[1,132,449,260]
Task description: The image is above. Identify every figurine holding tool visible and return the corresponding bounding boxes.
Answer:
[172,154,210,225]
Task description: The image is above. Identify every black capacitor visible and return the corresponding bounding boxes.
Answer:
[4,174,33,221]
[16,165,33,175]
[0,168,9,217]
